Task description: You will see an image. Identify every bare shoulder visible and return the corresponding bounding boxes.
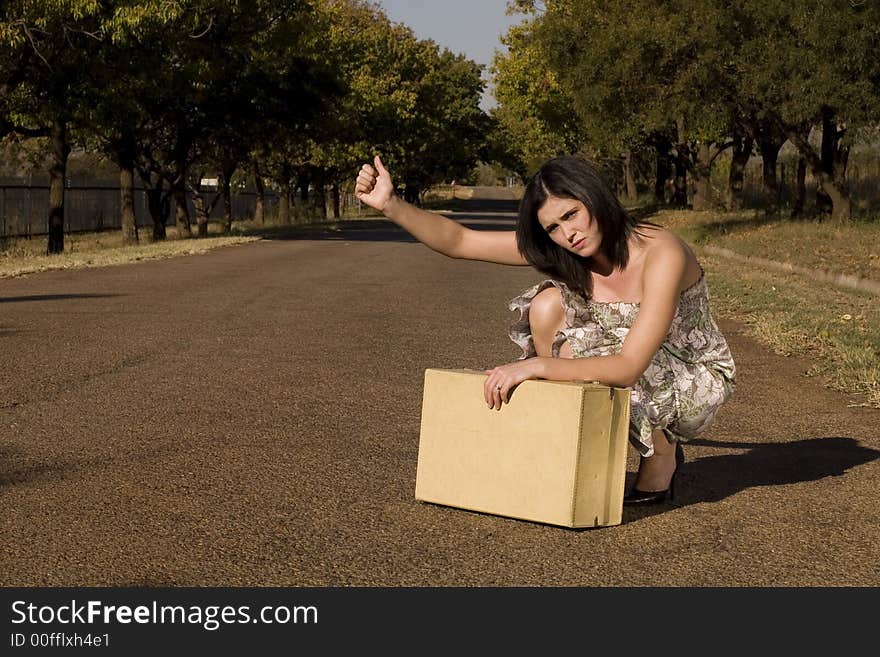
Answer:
[636,223,685,248]
[635,224,702,290]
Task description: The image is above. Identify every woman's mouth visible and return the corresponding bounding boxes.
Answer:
[571,238,586,249]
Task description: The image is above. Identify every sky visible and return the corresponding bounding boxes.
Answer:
[376,0,528,111]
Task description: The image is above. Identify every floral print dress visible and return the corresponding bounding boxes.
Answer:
[508,274,736,456]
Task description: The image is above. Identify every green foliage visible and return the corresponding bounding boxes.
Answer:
[490,0,880,215]
[490,15,582,175]
[533,1,738,151]
[298,0,489,196]
[393,44,490,192]
[734,0,880,130]
[2,0,492,227]
[106,1,189,39]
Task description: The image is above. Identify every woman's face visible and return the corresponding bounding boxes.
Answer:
[536,195,602,257]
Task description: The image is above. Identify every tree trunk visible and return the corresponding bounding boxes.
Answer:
[277,187,290,225]
[277,163,292,225]
[757,138,783,216]
[622,150,637,203]
[745,117,787,216]
[311,168,327,221]
[787,126,851,222]
[188,175,210,238]
[790,157,807,218]
[403,180,422,205]
[822,181,851,222]
[726,133,752,211]
[653,134,672,204]
[173,181,191,237]
[331,182,341,219]
[219,155,236,233]
[119,162,138,245]
[691,142,713,211]
[253,162,265,224]
[815,111,849,218]
[195,199,209,237]
[298,171,310,204]
[296,168,311,223]
[144,182,168,241]
[220,175,233,233]
[816,115,833,215]
[172,157,191,237]
[116,131,139,245]
[136,162,169,240]
[46,119,70,254]
[672,119,689,208]
[672,157,688,208]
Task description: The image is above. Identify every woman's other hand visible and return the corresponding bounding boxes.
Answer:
[355,155,395,213]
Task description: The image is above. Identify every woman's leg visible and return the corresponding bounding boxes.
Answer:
[528,287,571,357]
[531,289,679,493]
[634,428,679,492]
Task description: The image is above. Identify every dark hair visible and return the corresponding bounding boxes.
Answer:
[516,155,640,297]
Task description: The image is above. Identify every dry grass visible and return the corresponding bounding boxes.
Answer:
[0,224,260,278]
[696,249,880,408]
[0,209,437,279]
[655,209,880,280]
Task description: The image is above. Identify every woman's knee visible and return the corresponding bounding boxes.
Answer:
[530,287,564,330]
[530,287,566,355]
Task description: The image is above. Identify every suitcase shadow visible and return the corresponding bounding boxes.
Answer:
[623,435,880,521]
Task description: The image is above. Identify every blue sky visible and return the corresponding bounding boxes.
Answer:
[376,0,528,110]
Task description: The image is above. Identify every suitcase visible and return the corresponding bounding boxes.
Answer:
[415,368,631,528]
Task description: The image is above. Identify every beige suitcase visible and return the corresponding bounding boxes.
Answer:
[415,368,631,528]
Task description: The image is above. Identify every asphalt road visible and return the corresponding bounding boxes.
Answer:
[2,200,879,586]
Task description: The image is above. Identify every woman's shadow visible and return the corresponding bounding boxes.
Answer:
[624,436,880,519]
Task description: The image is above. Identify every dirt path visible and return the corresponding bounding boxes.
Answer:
[1,209,878,586]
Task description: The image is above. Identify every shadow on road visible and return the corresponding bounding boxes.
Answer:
[624,436,880,521]
[0,293,122,304]
[240,189,521,243]
[250,221,417,243]
[424,197,520,213]
[248,216,516,243]
[0,448,101,488]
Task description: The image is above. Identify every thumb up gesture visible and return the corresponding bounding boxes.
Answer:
[355,155,395,212]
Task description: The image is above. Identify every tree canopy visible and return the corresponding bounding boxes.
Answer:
[1,0,493,251]
[493,0,880,219]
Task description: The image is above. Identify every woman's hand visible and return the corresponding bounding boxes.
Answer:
[483,358,545,410]
[355,155,395,213]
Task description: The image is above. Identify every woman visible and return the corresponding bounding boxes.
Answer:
[355,155,735,505]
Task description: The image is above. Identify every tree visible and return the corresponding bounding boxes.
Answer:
[491,15,582,178]
[296,1,489,212]
[715,0,879,220]
[280,0,397,222]
[246,0,342,225]
[394,43,490,202]
[526,0,743,210]
[1,0,105,253]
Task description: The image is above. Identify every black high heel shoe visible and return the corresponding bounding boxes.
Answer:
[623,443,685,506]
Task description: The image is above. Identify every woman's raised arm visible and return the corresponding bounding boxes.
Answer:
[355,156,528,266]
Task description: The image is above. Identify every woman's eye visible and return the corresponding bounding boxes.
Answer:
[546,225,557,234]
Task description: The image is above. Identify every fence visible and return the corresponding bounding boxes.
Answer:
[7,155,874,237]
[0,178,282,237]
